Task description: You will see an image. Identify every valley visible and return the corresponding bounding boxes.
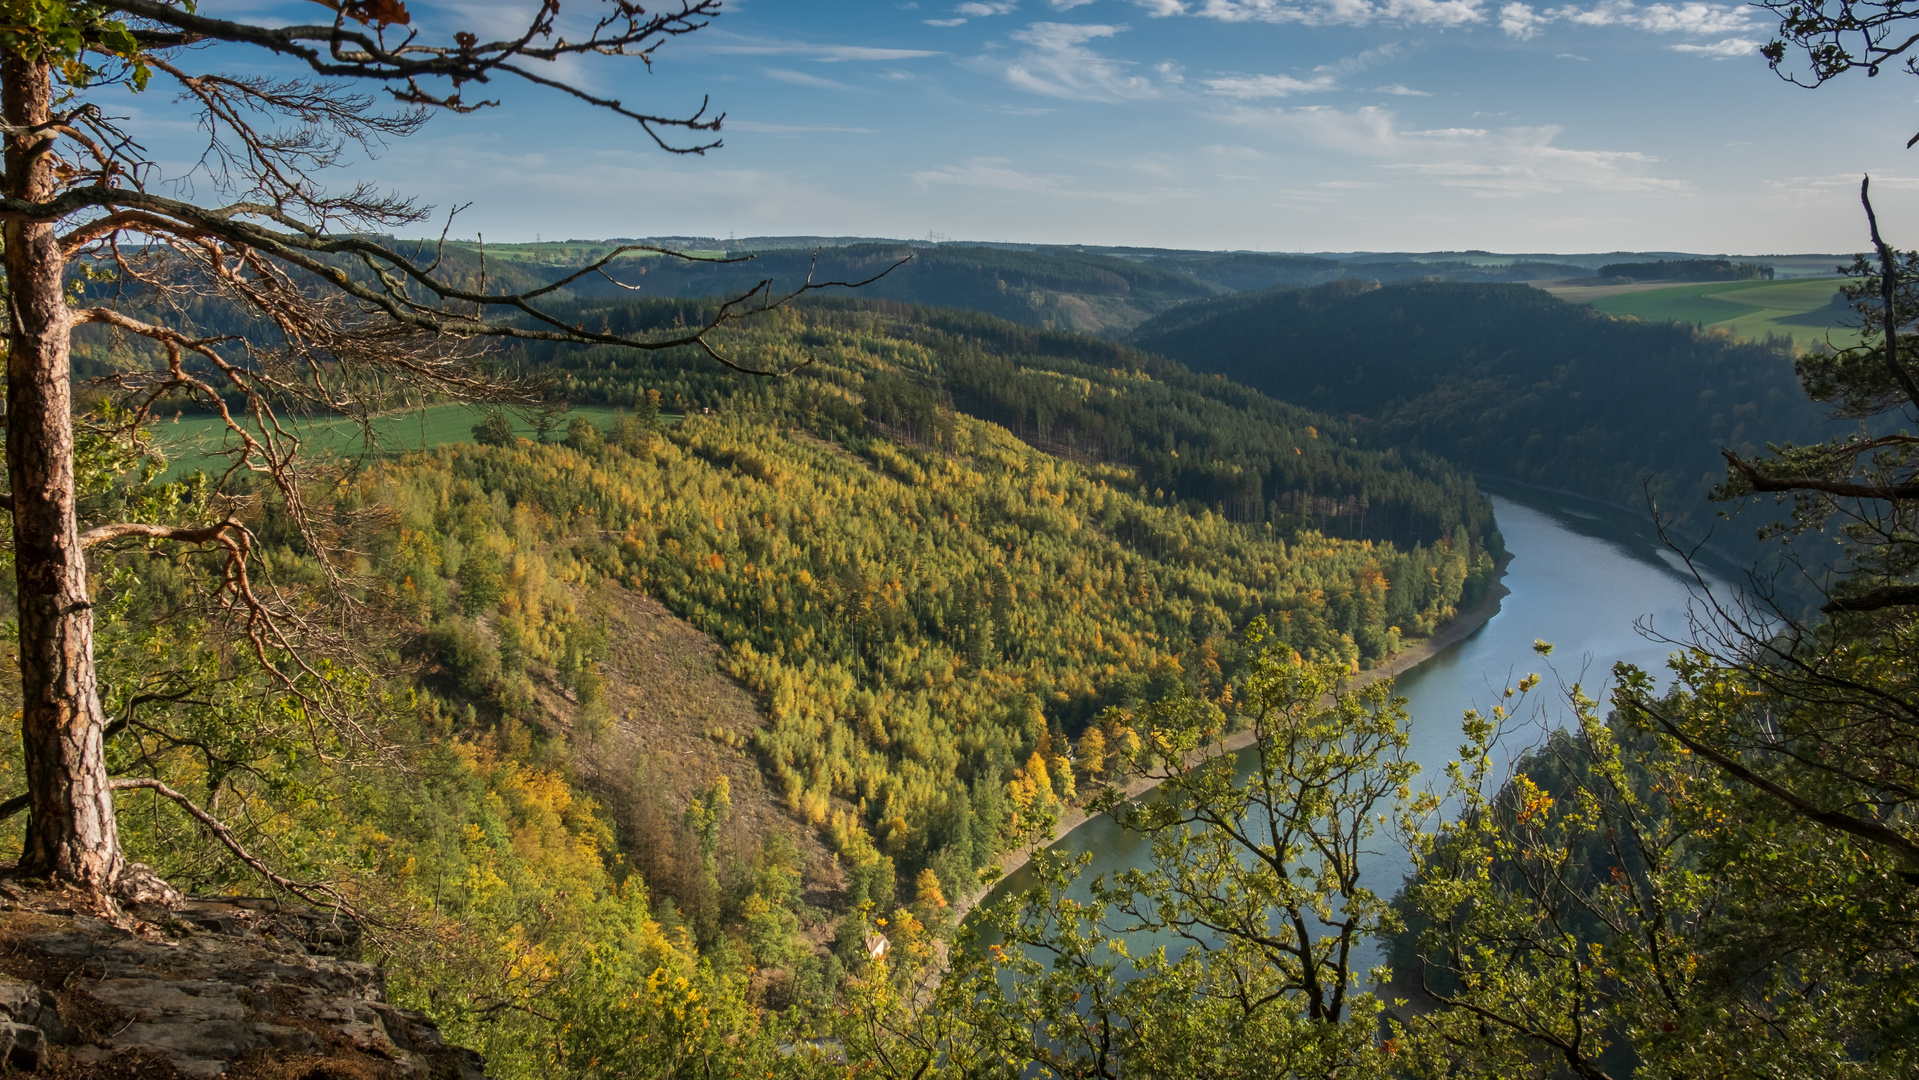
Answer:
[25,236,1907,1078]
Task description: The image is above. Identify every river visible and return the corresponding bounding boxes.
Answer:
[975,481,1734,948]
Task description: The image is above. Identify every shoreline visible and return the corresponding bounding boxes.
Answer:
[952,555,1513,924]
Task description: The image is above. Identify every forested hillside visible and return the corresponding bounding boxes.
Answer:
[472,243,1227,337]
[35,295,1500,1076]
[1132,279,1831,544]
[497,298,1496,553]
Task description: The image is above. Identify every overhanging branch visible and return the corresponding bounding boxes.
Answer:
[1823,584,1919,612]
[80,518,244,549]
[1630,697,1919,877]
[1721,449,1919,501]
[20,185,911,377]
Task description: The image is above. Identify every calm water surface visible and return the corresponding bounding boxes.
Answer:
[978,483,1730,949]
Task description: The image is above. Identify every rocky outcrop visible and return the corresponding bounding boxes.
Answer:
[0,883,485,1078]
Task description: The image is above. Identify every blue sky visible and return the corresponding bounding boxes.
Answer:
[153,2,1919,252]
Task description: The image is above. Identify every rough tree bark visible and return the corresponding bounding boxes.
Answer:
[2,55,123,891]
[0,0,901,908]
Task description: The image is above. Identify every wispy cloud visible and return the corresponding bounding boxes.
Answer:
[1668,36,1756,57]
[997,22,1165,100]
[764,68,861,91]
[928,0,1019,24]
[696,35,944,61]
[1374,83,1432,95]
[1219,103,1685,196]
[1316,42,1409,76]
[1204,72,1339,97]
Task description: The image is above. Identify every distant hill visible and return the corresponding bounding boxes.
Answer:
[439,242,1594,338]
[1130,279,1835,551]
[1130,252,1590,292]
[477,242,1229,338]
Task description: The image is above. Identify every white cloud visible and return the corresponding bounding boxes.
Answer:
[1488,0,1755,41]
[1500,2,1545,38]
[1545,0,1754,33]
[1383,0,1487,25]
[998,22,1165,100]
[1013,20,1128,46]
[1203,72,1340,97]
[1155,0,1486,27]
[926,1,1017,24]
[1668,36,1757,57]
[1050,0,1100,7]
[1375,83,1433,95]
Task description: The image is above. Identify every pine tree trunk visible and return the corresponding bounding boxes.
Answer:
[3,56,123,889]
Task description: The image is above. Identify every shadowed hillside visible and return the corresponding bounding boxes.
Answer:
[1132,279,1833,548]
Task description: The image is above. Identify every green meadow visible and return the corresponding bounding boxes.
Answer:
[1552,277,1862,352]
[151,403,638,481]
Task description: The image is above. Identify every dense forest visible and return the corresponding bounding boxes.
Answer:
[35,296,1502,1075]
[1131,278,1832,549]
[1594,257,1775,281]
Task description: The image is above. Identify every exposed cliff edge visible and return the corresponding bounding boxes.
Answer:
[0,881,484,1079]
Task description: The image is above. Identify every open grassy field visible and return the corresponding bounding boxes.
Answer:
[1540,277,1861,352]
[152,403,642,481]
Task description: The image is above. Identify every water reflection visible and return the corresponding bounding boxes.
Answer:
[976,486,1734,958]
